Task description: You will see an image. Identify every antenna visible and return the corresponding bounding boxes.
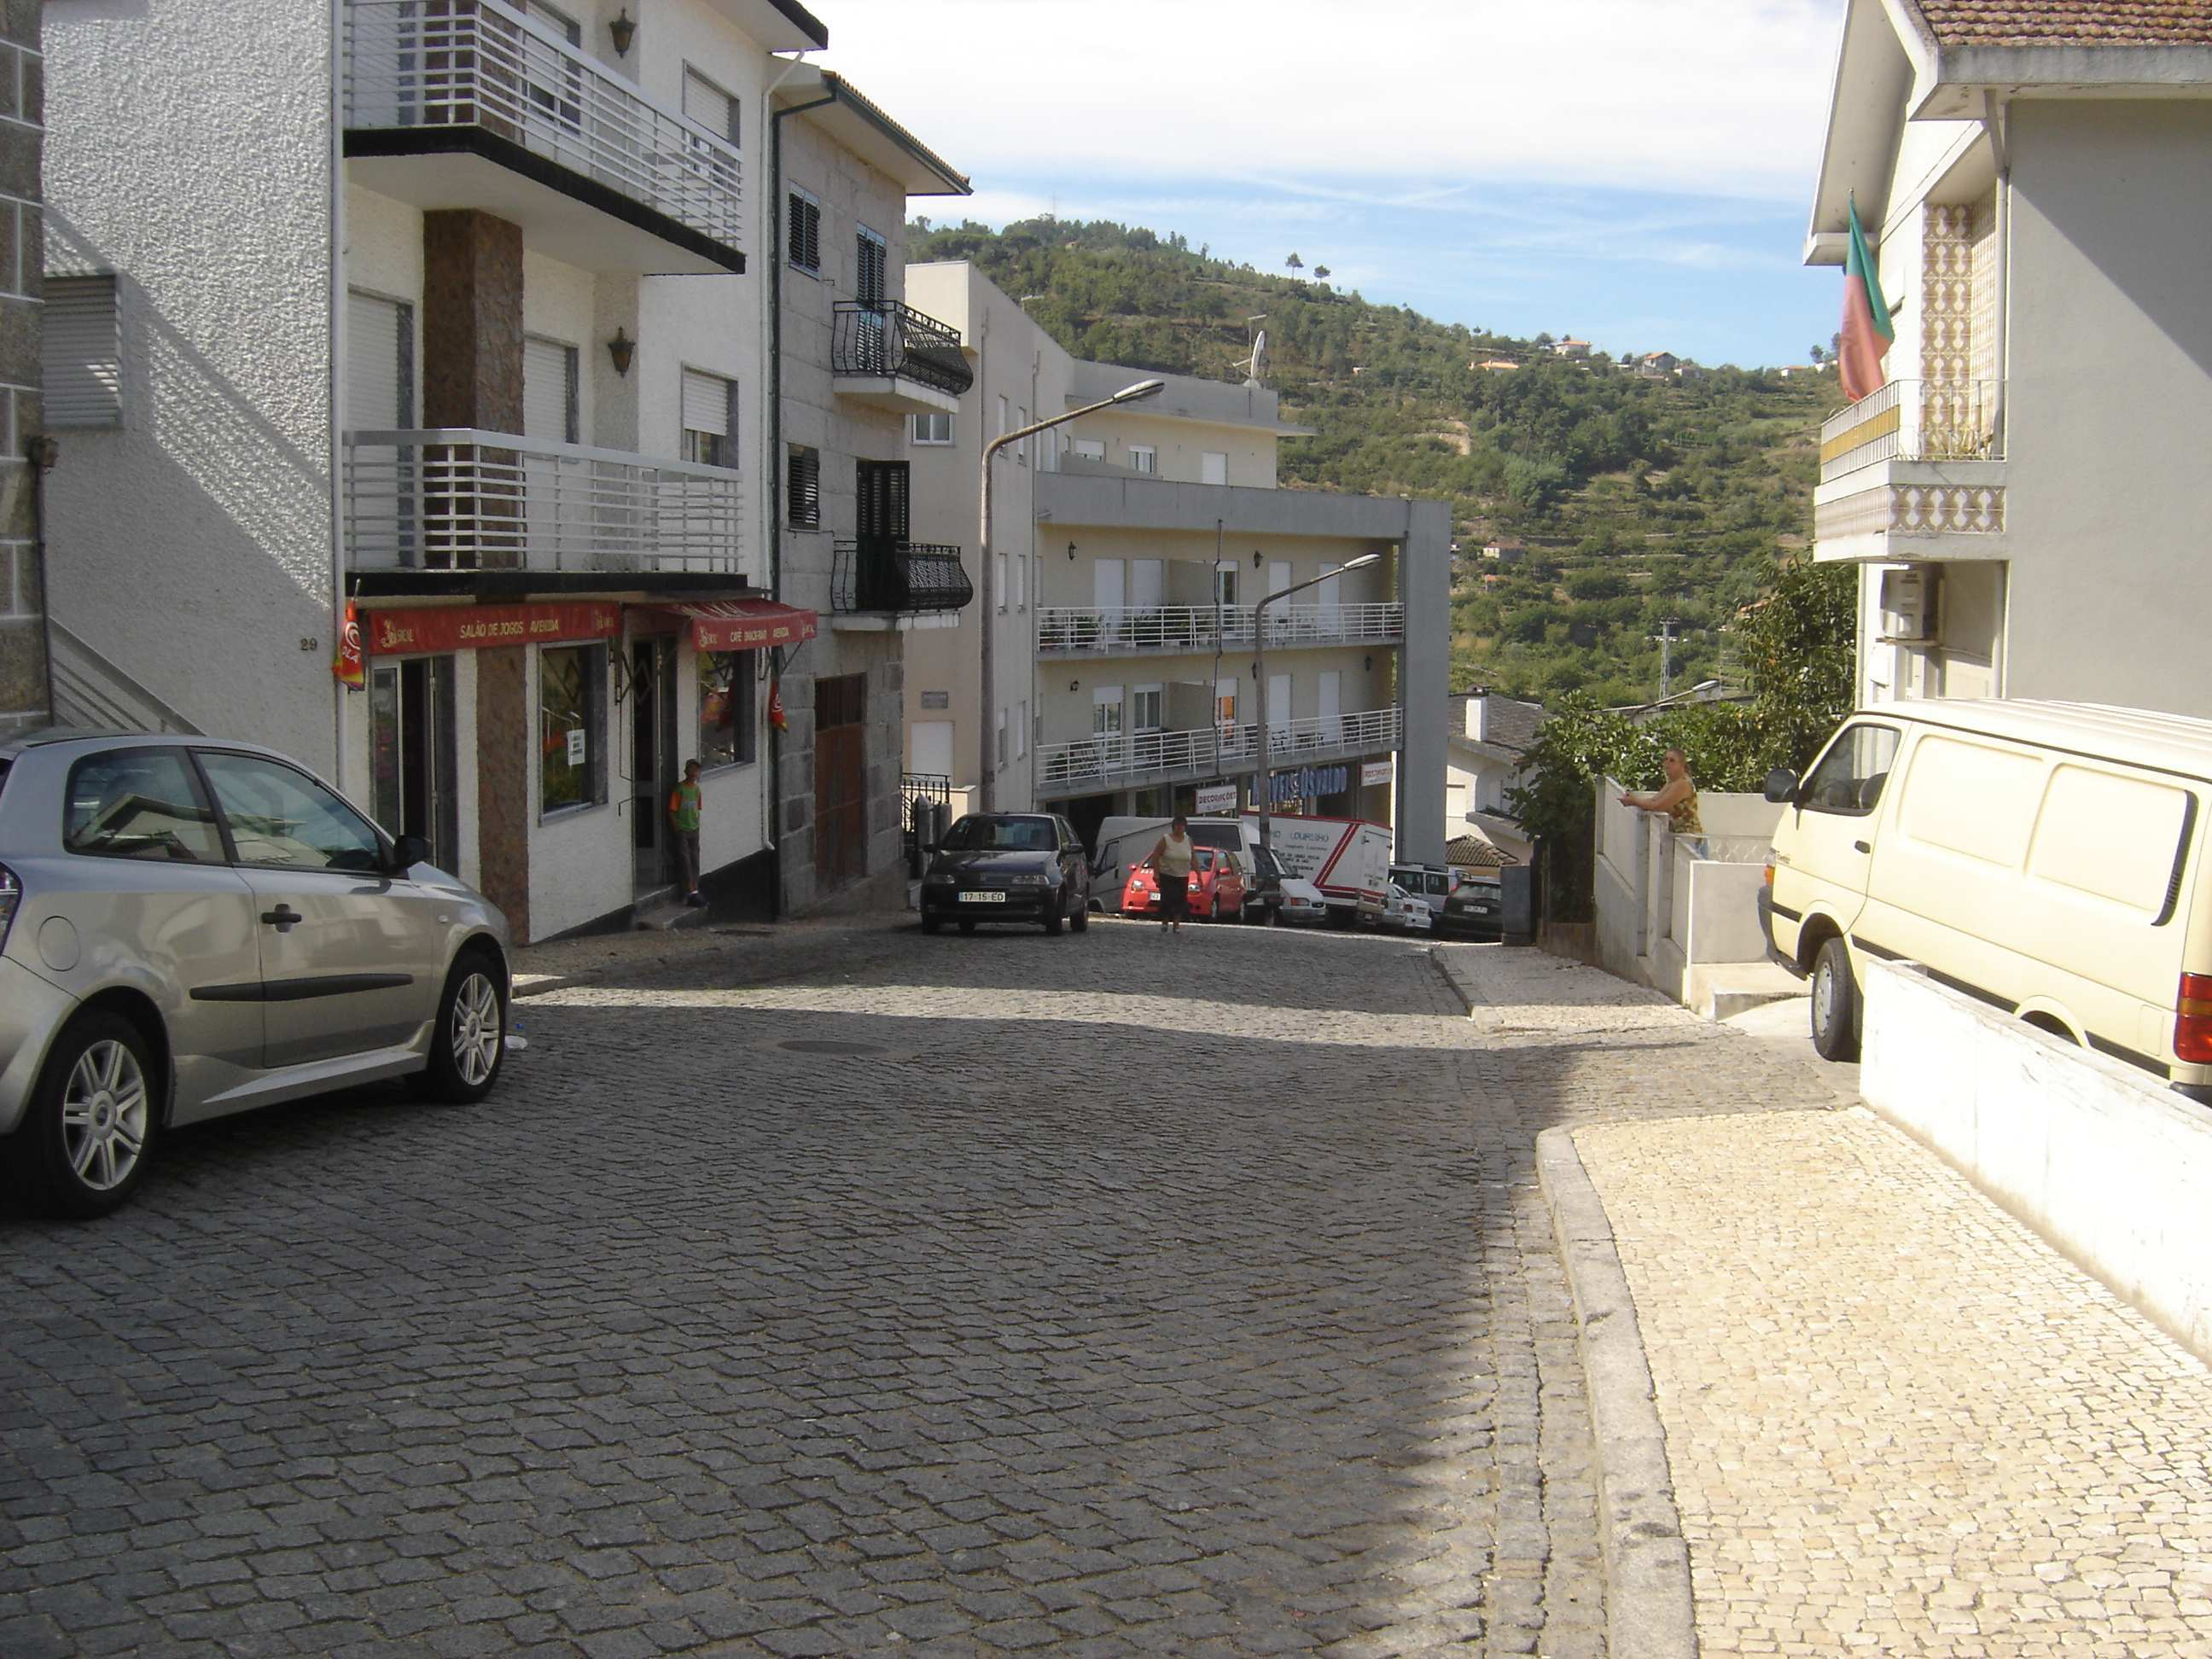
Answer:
[1242,315,1269,387]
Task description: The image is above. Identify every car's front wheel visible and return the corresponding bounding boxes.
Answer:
[411,950,506,1103]
[13,1010,158,1219]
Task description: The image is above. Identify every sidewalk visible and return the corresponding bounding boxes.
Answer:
[1572,1107,2212,1656]
[509,910,911,998]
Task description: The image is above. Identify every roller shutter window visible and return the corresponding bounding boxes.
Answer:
[683,67,738,143]
[346,289,412,432]
[787,445,820,529]
[44,276,124,429]
[788,189,821,275]
[522,336,579,444]
[682,369,736,469]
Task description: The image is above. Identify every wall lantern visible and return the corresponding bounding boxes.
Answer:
[1365,655,1374,671]
[1252,550,1262,568]
[1068,679,1079,693]
[609,8,637,56]
[1067,541,1078,562]
[607,328,636,375]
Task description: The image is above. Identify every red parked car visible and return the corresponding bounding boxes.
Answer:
[1122,847,1249,922]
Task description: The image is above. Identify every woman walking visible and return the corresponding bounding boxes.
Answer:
[1149,815,1196,935]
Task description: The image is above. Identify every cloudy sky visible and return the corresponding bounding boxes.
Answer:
[816,0,1848,369]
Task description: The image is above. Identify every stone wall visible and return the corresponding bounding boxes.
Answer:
[0,0,42,732]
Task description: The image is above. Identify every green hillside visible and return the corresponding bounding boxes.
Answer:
[908,216,1842,707]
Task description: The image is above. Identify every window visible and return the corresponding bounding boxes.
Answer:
[698,651,758,771]
[1202,451,1228,486]
[1127,445,1156,475]
[855,226,888,308]
[787,445,820,528]
[995,552,1007,613]
[682,67,739,143]
[682,369,737,468]
[910,410,953,445]
[997,707,1009,766]
[1016,405,1029,465]
[62,748,223,864]
[523,335,579,444]
[197,752,386,872]
[1214,563,1238,606]
[787,188,822,275]
[1016,700,1027,760]
[522,0,581,42]
[539,644,607,813]
[1132,685,1164,731]
[1071,438,1104,461]
[1800,723,1901,818]
[1010,550,1025,611]
[344,288,412,432]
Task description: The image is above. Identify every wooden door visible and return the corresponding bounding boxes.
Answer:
[814,672,870,888]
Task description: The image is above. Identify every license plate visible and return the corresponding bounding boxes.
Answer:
[958,891,1006,904]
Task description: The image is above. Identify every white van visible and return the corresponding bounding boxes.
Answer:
[1761,699,2212,1090]
[1089,816,1269,917]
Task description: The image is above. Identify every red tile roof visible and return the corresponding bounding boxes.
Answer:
[1912,0,2212,46]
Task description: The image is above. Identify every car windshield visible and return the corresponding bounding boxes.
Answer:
[942,816,1057,853]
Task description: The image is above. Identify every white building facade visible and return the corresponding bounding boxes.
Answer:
[1807,0,2212,716]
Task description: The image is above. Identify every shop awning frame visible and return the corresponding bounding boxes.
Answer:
[652,599,820,653]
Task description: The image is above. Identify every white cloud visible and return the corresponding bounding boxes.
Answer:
[821,0,1838,203]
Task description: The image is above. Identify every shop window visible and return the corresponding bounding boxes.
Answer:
[698,651,758,771]
[540,644,607,813]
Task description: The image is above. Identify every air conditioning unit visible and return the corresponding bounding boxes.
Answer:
[1878,565,1936,645]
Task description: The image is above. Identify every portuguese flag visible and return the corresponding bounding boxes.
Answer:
[1837,195,1895,403]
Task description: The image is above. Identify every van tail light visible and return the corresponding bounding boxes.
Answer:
[1764,862,1776,888]
[0,864,18,952]
[2177,974,2212,1064]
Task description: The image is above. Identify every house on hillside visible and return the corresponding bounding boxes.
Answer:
[1481,540,1526,565]
[1639,352,1681,376]
[1551,338,1592,359]
[1446,690,1545,865]
[1807,0,2212,716]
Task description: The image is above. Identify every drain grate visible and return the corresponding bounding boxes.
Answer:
[777,1039,887,1057]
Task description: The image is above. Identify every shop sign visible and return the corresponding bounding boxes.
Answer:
[1194,783,1239,814]
[1361,760,1394,788]
[364,601,621,656]
[1269,764,1348,806]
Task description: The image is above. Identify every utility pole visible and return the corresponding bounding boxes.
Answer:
[1652,617,1679,701]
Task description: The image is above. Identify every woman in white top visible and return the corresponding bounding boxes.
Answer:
[1150,815,1196,934]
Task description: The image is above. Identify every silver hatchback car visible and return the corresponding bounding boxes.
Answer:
[0,730,512,1218]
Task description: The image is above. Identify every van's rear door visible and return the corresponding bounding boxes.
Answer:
[1771,720,1903,952]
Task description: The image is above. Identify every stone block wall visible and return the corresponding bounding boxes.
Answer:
[0,1,42,733]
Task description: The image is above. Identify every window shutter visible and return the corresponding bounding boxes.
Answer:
[682,369,731,438]
[787,194,820,271]
[856,231,886,307]
[683,68,736,141]
[805,201,820,272]
[884,460,909,539]
[522,336,578,443]
[344,290,410,432]
[787,447,819,527]
[45,276,124,429]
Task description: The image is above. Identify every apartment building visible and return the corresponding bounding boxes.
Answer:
[1807,0,2212,715]
[1018,362,1451,860]
[0,4,42,735]
[771,73,971,913]
[40,0,963,940]
[897,261,1074,818]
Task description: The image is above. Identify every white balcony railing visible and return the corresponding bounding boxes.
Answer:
[346,429,746,574]
[1035,706,1403,793]
[1036,602,1405,655]
[344,0,743,256]
[1819,378,2003,475]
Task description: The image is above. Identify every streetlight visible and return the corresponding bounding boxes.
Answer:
[1250,551,1382,850]
[977,376,1163,812]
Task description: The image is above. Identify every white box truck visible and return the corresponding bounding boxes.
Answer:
[1259,813,1391,926]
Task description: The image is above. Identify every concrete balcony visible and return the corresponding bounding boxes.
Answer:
[1814,378,2008,563]
[831,303,973,414]
[1035,602,1405,657]
[345,430,747,576]
[343,0,744,276]
[1036,706,1402,796]
[830,540,971,632]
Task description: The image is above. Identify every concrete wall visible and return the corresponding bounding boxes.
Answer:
[1861,958,2212,1364]
[1396,498,1451,865]
[1593,780,1779,1010]
[2003,98,2212,719]
[45,0,336,768]
[0,0,41,732]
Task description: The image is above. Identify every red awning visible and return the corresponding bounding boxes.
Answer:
[655,599,819,653]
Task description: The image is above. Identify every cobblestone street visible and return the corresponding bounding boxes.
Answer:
[1,922,1849,1657]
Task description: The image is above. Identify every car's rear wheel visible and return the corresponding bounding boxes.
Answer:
[921,913,941,935]
[1043,900,1064,936]
[1069,899,1089,933]
[1809,936,1861,1062]
[410,950,505,1103]
[13,1010,158,1220]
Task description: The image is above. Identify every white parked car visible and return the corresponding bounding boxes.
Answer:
[1379,882,1434,932]
[1277,876,1329,925]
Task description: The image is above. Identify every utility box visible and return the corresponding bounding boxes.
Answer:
[1501,864,1536,945]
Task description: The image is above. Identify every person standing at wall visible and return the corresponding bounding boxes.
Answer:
[1149,814,1196,935]
[670,760,706,906]
[1619,748,1705,855]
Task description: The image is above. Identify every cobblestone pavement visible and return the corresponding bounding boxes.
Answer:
[1575,1109,2212,1658]
[2,923,1848,1658]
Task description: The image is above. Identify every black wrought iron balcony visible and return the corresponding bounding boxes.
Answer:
[832,540,973,615]
[832,302,974,400]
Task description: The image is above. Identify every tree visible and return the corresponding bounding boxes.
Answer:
[1808,344,1825,364]
[1314,265,1331,281]
[1285,252,1304,272]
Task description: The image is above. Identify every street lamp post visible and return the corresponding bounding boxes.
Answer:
[1250,551,1382,850]
[978,376,1163,813]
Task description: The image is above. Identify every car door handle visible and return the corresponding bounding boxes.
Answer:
[261,905,302,930]
[1853,841,1871,853]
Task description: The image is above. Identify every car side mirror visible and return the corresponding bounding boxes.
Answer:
[391,833,431,872]
[1762,767,1800,805]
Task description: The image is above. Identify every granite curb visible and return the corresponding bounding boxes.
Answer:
[1536,1125,1700,1659]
